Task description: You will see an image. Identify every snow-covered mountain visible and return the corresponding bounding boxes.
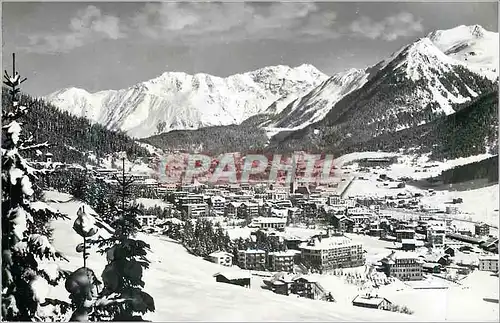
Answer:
[428,24,498,78]
[45,64,328,138]
[270,24,499,155]
[256,25,498,135]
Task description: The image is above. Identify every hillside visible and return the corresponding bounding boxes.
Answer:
[345,90,498,160]
[2,89,150,164]
[141,117,270,155]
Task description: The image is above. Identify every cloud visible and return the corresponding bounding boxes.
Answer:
[349,12,423,41]
[24,5,125,54]
[131,2,338,42]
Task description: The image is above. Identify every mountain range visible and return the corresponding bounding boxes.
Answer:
[45,24,499,160]
[45,64,328,138]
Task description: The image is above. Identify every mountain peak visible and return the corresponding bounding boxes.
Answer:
[427,24,491,43]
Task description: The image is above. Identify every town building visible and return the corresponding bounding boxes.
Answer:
[395,229,415,242]
[249,217,287,231]
[225,202,242,217]
[267,187,289,201]
[330,214,355,233]
[237,249,266,271]
[178,194,204,206]
[475,223,490,237]
[208,251,233,267]
[479,255,499,272]
[427,226,446,248]
[302,202,319,218]
[299,234,364,271]
[380,251,424,281]
[137,214,157,227]
[267,250,301,272]
[210,196,226,215]
[237,202,260,218]
[180,203,208,217]
[328,194,344,206]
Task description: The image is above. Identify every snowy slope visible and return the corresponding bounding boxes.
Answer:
[43,193,416,322]
[45,65,327,139]
[428,24,499,80]
[261,68,368,131]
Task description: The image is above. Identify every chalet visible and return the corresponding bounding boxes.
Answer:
[475,223,490,237]
[352,294,392,310]
[264,273,331,301]
[237,202,259,218]
[208,251,233,267]
[422,262,442,273]
[420,254,450,267]
[290,276,328,300]
[330,214,355,233]
[225,202,242,217]
[401,239,417,251]
[213,272,251,288]
[427,226,446,248]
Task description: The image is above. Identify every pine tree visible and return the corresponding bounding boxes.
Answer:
[2,54,70,321]
[90,158,155,321]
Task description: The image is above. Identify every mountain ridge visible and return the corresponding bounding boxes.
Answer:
[45,64,328,138]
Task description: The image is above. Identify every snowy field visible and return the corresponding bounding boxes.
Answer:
[42,191,416,322]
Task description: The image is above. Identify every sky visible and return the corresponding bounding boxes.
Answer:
[2,1,498,96]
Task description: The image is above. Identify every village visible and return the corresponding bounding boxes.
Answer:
[40,153,499,317]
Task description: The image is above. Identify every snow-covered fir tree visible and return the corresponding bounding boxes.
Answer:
[89,158,155,321]
[2,53,70,321]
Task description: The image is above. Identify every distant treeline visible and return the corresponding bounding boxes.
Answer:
[2,88,150,164]
[441,155,499,184]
